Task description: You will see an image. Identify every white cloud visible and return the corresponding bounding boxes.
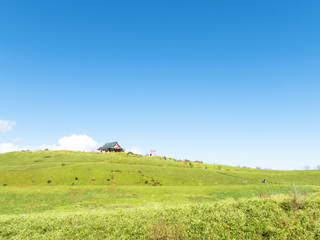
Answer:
[0,134,99,153]
[0,143,20,153]
[126,147,143,155]
[57,134,99,151]
[0,120,16,132]
[20,144,58,152]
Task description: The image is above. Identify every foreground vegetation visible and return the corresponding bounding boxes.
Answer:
[1,151,320,239]
[1,185,308,215]
[1,195,320,239]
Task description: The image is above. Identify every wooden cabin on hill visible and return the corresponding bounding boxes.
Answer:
[98,142,124,153]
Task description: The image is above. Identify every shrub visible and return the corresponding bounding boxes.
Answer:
[289,186,308,211]
[148,219,184,240]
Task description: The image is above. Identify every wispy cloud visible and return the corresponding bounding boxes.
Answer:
[0,120,16,132]
[11,137,21,143]
[0,143,20,153]
[125,147,143,155]
[0,134,99,153]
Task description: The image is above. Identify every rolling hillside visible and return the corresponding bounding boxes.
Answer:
[1,150,320,187]
[1,150,320,215]
[1,151,320,239]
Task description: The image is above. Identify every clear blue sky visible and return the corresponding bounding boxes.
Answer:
[0,0,319,170]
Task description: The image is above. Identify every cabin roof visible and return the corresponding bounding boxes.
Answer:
[100,142,122,150]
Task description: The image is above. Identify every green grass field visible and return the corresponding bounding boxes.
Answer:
[1,151,320,239]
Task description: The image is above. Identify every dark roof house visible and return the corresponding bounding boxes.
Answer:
[98,142,124,152]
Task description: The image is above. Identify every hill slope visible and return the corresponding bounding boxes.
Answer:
[1,151,320,215]
[1,150,320,187]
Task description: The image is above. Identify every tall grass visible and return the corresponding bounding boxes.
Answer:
[1,196,320,239]
[0,185,303,214]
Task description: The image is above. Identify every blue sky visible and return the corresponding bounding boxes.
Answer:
[0,0,319,170]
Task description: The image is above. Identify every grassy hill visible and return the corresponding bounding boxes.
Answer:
[1,151,320,239]
[1,150,320,187]
[0,150,319,215]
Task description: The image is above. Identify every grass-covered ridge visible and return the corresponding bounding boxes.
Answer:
[1,150,320,187]
[1,151,320,239]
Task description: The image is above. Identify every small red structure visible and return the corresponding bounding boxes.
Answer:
[98,142,124,153]
[150,150,156,156]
